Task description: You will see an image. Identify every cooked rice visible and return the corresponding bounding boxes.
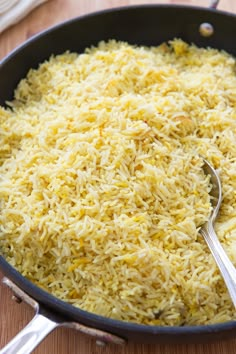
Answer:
[0,39,236,326]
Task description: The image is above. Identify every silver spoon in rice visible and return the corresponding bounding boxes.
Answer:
[200,159,236,308]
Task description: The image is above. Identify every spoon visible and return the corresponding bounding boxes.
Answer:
[200,159,236,308]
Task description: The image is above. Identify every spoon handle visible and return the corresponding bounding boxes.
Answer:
[200,221,236,308]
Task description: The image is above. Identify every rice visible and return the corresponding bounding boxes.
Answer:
[0,39,236,326]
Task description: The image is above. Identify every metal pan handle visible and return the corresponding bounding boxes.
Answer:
[0,278,125,353]
[0,313,58,354]
[209,0,220,8]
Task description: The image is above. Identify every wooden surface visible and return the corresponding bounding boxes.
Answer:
[1,0,236,353]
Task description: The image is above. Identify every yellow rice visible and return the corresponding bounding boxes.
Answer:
[0,39,236,326]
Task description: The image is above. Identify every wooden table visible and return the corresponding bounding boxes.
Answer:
[0,1,236,353]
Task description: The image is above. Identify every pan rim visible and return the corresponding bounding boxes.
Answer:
[1,254,236,335]
[1,3,236,67]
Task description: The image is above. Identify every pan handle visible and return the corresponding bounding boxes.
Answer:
[0,277,125,353]
[209,0,220,8]
[0,313,58,354]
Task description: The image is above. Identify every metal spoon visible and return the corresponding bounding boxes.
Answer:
[200,159,236,308]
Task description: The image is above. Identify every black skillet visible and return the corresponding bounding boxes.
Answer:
[1,1,236,352]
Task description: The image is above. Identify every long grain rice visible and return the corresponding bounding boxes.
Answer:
[0,39,236,325]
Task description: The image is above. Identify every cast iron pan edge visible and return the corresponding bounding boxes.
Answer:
[0,4,236,344]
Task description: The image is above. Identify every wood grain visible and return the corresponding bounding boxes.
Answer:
[0,1,236,353]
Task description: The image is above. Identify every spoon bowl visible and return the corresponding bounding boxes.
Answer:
[202,158,222,222]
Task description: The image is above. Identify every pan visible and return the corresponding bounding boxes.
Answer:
[0,0,236,352]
